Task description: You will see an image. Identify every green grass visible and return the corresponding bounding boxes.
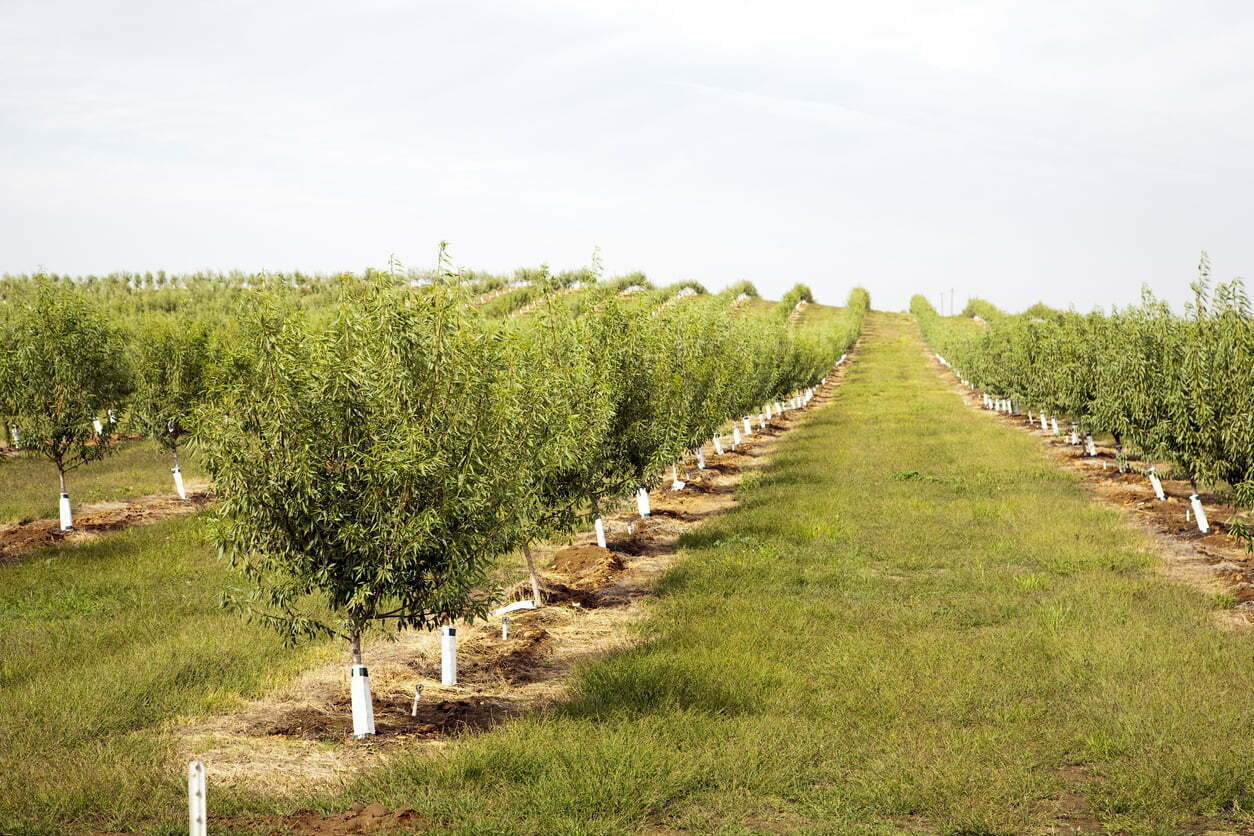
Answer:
[0,516,321,834]
[4,313,1253,833]
[0,442,203,524]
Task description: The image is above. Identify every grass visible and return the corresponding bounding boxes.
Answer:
[0,516,323,834]
[3,312,1252,833]
[0,441,203,524]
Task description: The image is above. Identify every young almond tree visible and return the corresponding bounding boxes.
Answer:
[127,314,213,499]
[0,281,128,529]
[197,278,522,733]
[500,291,616,602]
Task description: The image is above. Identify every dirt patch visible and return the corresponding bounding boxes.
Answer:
[215,803,429,835]
[177,341,863,798]
[0,489,212,565]
[551,544,624,578]
[927,348,1254,629]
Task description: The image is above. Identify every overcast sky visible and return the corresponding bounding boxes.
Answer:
[3,0,1253,312]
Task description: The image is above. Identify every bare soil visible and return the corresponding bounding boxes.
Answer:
[0,487,212,565]
[175,346,861,826]
[929,350,1254,629]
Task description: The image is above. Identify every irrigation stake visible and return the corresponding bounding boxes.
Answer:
[350,664,376,737]
[187,761,207,836]
[441,625,457,686]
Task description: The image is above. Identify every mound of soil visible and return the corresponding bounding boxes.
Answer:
[502,577,602,608]
[551,544,623,575]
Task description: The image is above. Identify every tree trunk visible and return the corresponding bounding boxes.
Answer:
[522,542,545,606]
[349,631,363,666]
[57,466,66,494]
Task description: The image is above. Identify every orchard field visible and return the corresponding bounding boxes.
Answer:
[1,271,1253,834]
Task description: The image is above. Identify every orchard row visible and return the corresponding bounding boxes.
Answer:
[0,273,868,672]
[912,267,1254,534]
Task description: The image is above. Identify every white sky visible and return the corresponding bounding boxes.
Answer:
[3,0,1253,312]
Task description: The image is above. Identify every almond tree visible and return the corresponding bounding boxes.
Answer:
[127,314,214,499]
[0,281,128,528]
[197,279,522,673]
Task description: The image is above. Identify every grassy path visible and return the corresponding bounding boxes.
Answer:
[253,312,1253,834]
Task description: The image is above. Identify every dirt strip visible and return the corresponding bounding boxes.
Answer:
[927,349,1254,629]
[181,350,861,835]
[0,487,212,565]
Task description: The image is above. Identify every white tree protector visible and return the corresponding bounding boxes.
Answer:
[671,464,685,491]
[1147,468,1166,500]
[501,617,510,641]
[187,761,207,836]
[594,517,606,548]
[713,434,724,456]
[696,447,706,470]
[743,417,752,436]
[1027,409,1034,422]
[732,427,741,449]
[1051,417,1060,436]
[59,493,73,531]
[350,664,376,736]
[758,413,766,430]
[1040,413,1048,431]
[9,425,19,448]
[1069,423,1079,445]
[1189,494,1210,533]
[92,418,103,435]
[839,353,847,365]
[1085,435,1097,456]
[172,467,187,500]
[764,402,772,419]
[636,487,650,517]
[441,625,458,686]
